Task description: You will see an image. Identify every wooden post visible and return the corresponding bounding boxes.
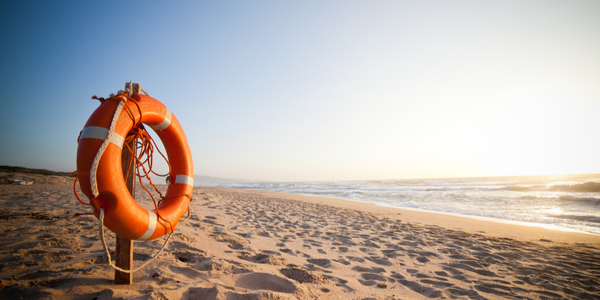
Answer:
[115,134,136,284]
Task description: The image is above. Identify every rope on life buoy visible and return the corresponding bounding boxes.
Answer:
[98,208,172,273]
[90,97,126,198]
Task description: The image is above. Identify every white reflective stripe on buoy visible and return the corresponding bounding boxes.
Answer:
[138,210,157,240]
[174,174,194,186]
[149,109,172,131]
[80,126,125,149]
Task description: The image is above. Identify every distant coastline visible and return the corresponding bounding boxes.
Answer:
[0,165,71,177]
[0,165,254,185]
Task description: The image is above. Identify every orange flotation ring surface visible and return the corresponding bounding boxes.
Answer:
[77,94,193,240]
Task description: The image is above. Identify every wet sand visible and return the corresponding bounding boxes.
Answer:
[1,173,599,299]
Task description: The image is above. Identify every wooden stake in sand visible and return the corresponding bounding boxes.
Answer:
[114,81,143,284]
[115,134,136,284]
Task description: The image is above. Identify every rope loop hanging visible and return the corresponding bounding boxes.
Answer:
[99,208,172,273]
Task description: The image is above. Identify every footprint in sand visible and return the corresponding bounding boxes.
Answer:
[333,258,351,265]
[188,285,295,300]
[336,246,349,253]
[306,258,332,268]
[280,267,328,284]
[235,272,297,294]
[238,251,286,266]
[357,273,395,286]
[396,279,443,298]
[364,255,393,266]
[346,256,365,263]
[351,266,386,273]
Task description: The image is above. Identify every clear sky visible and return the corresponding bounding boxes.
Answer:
[1,1,599,182]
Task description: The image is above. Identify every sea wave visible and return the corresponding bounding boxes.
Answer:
[550,182,600,193]
[424,187,510,192]
[510,182,600,193]
[559,195,600,204]
[547,214,600,223]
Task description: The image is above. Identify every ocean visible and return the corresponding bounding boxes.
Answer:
[210,174,600,235]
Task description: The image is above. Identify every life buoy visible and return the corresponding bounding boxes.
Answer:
[77,94,193,240]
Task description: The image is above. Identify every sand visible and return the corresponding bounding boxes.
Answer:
[1,172,599,299]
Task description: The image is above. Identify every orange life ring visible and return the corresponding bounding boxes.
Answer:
[77,94,193,240]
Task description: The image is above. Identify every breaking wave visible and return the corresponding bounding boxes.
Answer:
[548,214,600,224]
[550,182,600,193]
[510,182,600,193]
[559,195,600,205]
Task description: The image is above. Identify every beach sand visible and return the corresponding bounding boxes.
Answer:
[1,173,599,299]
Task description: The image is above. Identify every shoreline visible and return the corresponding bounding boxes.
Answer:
[208,173,600,238]
[212,187,600,244]
[278,189,598,236]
